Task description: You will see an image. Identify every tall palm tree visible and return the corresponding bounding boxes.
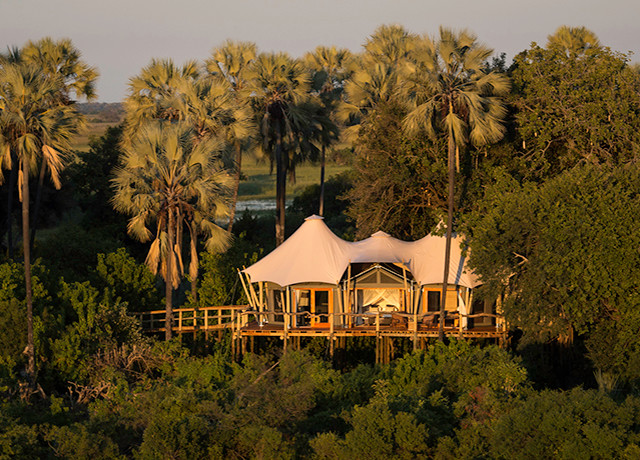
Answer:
[1,38,97,255]
[112,123,230,339]
[363,24,419,66]
[123,58,200,139]
[338,26,415,144]
[246,52,313,246]
[20,38,97,249]
[403,27,510,340]
[124,60,247,302]
[546,26,600,57]
[304,46,351,215]
[206,41,257,232]
[0,62,84,381]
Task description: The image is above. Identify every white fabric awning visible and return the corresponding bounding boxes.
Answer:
[243,215,481,288]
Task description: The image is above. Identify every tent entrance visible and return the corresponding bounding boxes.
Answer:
[295,289,333,328]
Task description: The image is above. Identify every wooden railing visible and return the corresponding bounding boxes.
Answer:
[137,306,505,338]
[136,305,248,332]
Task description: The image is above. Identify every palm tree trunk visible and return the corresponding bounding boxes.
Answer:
[5,161,18,259]
[22,159,36,382]
[227,141,242,233]
[439,134,456,342]
[29,161,47,253]
[319,144,326,216]
[275,124,286,246]
[165,210,175,340]
[190,226,198,305]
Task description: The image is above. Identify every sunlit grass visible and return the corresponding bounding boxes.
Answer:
[239,160,351,201]
[72,121,120,151]
[73,121,352,201]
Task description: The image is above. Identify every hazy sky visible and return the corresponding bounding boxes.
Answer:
[1,0,638,102]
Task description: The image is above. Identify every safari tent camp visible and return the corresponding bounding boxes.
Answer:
[239,215,502,337]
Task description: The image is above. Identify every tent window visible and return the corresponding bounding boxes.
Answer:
[427,291,440,312]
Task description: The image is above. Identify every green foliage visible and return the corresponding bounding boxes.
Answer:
[0,260,52,379]
[512,43,640,179]
[37,222,120,282]
[196,235,262,306]
[136,412,218,460]
[288,172,355,239]
[51,281,145,383]
[0,418,45,460]
[346,100,443,240]
[440,388,640,459]
[466,164,640,385]
[93,248,160,312]
[65,125,126,226]
[46,424,124,460]
[312,342,528,459]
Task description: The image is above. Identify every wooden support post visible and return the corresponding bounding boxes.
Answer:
[413,287,419,351]
[283,288,290,354]
[346,263,352,328]
[401,261,408,311]
[238,270,253,308]
[231,309,236,360]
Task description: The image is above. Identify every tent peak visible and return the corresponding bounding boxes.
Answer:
[370,230,391,238]
[305,215,324,221]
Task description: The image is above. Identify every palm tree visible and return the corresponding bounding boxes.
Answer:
[123,58,200,139]
[20,38,97,249]
[124,60,248,302]
[338,25,415,145]
[363,24,419,66]
[1,38,97,255]
[304,46,351,215]
[246,52,314,246]
[206,41,257,231]
[546,26,600,57]
[403,27,510,341]
[0,62,84,381]
[112,122,230,339]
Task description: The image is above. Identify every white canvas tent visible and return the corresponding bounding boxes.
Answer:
[243,215,480,288]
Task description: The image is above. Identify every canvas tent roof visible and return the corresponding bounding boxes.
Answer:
[243,215,480,288]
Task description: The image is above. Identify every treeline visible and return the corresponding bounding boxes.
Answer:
[2,343,640,458]
[1,23,640,458]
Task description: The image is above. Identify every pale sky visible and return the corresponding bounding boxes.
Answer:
[1,0,638,102]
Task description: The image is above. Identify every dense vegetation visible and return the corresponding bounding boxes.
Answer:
[2,24,640,458]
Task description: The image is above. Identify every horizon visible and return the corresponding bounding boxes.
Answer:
[1,0,639,102]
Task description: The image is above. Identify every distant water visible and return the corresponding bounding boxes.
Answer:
[236,199,292,213]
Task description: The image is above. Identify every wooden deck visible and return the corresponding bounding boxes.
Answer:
[137,306,507,341]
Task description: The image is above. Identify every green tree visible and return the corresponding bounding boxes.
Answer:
[0,62,85,382]
[206,40,257,232]
[465,164,640,389]
[546,25,601,57]
[1,38,97,258]
[511,30,640,179]
[13,38,98,250]
[338,25,418,143]
[304,46,351,216]
[124,59,247,300]
[122,58,199,139]
[246,52,315,245]
[112,123,230,339]
[345,99,445,240]
[403,27,510,340]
